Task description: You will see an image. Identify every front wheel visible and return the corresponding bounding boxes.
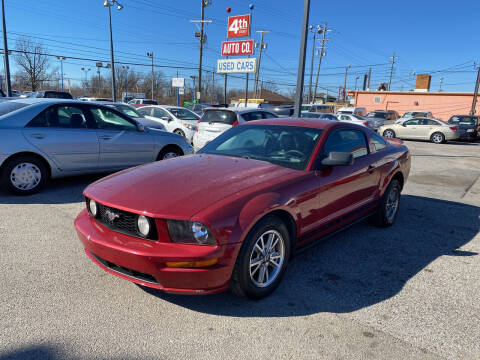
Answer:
[383,129,396,138]
[230,215,291,299]
[173,129,185,138]
[430,132,445,144]
[157,146,183,160]
[1,155,48,195]
[369,179,401,227]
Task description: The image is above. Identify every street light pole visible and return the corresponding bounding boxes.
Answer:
[293,0,310,118]
[147,52,154,99]
[253,30,269,99]
[56,56,66,92]
[308,25,320,104]
[343,64,351,102]
[1,0,11,97]
[104,0,123,102]
[81,67,91,96]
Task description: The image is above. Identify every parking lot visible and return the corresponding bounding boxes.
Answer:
[0,140,479,360]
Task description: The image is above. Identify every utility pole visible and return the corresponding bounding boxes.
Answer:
[211,69,215,103]
[343,64,350,102]
[388,52,397,91]
[190,75,196,102]
[354,76,359,90]
[81,67,91,96]
[470,66,480,115]
[293,0,310,117]
[56,56,66,92]
[253,30,269,99]
[367,68,371,90]
[439,77,443,92]
[308,25,321,103]
[313,22,330,103]
[191,1,211,103]
[1,0,11,97]
[147,52,154,99]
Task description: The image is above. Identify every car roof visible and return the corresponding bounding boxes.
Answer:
[3,98,82,106]
[242,117,338,130]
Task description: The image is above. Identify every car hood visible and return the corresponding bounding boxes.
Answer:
[84,154,294,219]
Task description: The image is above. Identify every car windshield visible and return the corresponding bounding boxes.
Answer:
[114,105,142,118]
[0,101,29,117]
[448,116,477,126]
[367,112,388,119]
[198,125,323,171]
[200,110,237,124]
[168,108,199,120]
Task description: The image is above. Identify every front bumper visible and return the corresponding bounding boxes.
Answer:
[74,209,237,294]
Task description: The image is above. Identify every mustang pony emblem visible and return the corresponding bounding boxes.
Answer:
[105,209,120,222]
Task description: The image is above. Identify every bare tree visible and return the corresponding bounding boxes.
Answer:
[13,37,50,91]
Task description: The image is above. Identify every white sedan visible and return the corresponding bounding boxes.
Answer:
[137,106,200,144]
[378,118,460,144]
[336,113,374,129]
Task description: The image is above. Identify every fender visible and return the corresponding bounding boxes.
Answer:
[234,192,298,245]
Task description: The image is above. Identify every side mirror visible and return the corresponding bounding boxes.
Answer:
[161,116,171,122]
[136,122,145,132]
[321,152,354,166]
[402,123,407,127]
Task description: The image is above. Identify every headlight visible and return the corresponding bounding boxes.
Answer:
[183,123,197,131]
[88,199,98,217]
[166,220,216,246]
[137,215,151,237]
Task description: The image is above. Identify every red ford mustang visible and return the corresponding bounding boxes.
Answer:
[74,118,410,299]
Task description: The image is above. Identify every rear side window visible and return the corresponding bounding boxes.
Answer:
[27,106,88,128]
[241,111,264,121]
[323,129,368,159]
[143,100,158,105]
[44,91,73,99]
[262,112,277,119]
[201,110,237,124]
[137,107,152,116]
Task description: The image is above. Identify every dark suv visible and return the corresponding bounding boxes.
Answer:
[447,115,479,141]
[29,91,73,99]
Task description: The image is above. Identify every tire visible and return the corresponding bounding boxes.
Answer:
[1,155,48,195]
[173,129,185,138]
[157,146,183,160]
[369,179,401,227]
[430,132,445,144]
[383,129,396,138]
[230,215,291,299]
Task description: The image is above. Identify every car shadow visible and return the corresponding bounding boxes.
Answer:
[0,173,109,205]
[138,195,479,317]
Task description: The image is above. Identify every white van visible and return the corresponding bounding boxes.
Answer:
[336,107,367,117]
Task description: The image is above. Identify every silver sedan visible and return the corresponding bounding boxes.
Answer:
[0,99,194,195]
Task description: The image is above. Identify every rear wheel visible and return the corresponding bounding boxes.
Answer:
[369,179,401,227]
[383,129,395,138]
[230,215,291,299]
[1,155,48,195]
[430,132,445,144]
[157,146,183,160]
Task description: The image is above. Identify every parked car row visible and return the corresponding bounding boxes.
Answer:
[0,99,194,195]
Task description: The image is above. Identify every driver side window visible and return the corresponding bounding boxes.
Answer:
[323,129,368,159]
[90,107,137,131]
[153,108,169,119]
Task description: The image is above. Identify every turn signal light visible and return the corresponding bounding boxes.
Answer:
[166,258,218,268]
[449,126,458,131]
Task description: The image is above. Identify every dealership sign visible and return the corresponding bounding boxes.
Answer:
[227,14,251,38]
[221,40,254,56]
[171,77,185,87]
[217,58,256,73]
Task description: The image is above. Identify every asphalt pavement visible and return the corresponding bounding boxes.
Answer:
[0,140,479,360]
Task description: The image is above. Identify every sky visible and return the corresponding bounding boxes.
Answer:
[2,0,479,95]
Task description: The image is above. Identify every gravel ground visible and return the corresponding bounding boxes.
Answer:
[0,140,479,360]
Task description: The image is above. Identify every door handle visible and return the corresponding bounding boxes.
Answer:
[367,165,376,173]
[99,135,112,140]
[30,133,45,139]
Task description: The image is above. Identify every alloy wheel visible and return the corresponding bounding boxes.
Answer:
[432,133,444,143]
[249,230,285,288]
[384,130,394,138]
[385,186,399,222]
[162,152,179,160]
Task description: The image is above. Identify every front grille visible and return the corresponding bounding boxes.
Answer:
[89,251,159,284]
[87,199,158,240]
